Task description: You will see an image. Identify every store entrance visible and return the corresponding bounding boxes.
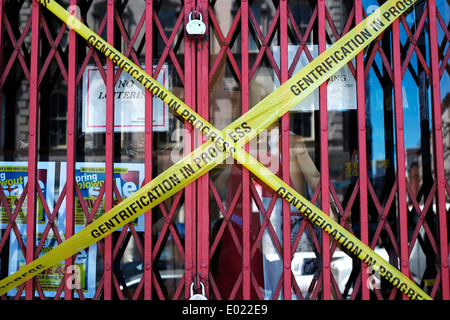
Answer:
[0,0,449,300]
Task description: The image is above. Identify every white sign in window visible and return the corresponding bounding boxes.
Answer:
[82,65,169,132]
[274,45,357,112]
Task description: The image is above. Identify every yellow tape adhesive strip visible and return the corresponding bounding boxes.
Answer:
[0,0,429,300]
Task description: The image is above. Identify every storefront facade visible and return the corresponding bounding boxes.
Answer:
[0,0,449,300]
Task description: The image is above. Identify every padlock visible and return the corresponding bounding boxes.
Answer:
[189,282,207,300]
[186,12,206,37]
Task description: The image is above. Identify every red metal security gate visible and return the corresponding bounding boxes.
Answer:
[0,0,449,300]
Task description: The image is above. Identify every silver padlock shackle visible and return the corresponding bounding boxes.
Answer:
[188,11,203,21]
[189,281,207,300]
[190,281,205,295]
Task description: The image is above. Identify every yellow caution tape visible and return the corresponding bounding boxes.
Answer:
[0,0,430,300]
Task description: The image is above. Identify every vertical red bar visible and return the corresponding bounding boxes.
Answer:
[143,0,154,300]
[64,0,78,300]
[392,18,410,300]
[103,0,116,300]
[196,0,210,297]
[241,0,251,300]
[318,0,331,300]
[25,0,40,300]
[279,0,291,300]
[0,0,3,140]
[427,0,450,299]
[355,0,370,300]
[183,0,196,299]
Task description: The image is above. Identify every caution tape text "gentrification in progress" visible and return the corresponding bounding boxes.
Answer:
[0,0,430,300]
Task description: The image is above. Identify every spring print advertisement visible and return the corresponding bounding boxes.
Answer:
[0,162,55,228]
[59,162,145,232]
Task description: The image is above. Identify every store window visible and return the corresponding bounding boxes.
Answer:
[0,0,449,300]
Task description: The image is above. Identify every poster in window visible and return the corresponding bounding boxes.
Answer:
[273,45,357,112]
[7,226,96,298]
[82,65,169,132]
[0,162,55,228]
[59,162,145,232]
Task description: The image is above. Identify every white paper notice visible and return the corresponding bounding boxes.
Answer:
[82,65,169,132]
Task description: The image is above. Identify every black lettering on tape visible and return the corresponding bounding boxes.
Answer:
[0,0,429,301]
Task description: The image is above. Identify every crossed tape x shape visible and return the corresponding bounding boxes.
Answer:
[0,0,431,300]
